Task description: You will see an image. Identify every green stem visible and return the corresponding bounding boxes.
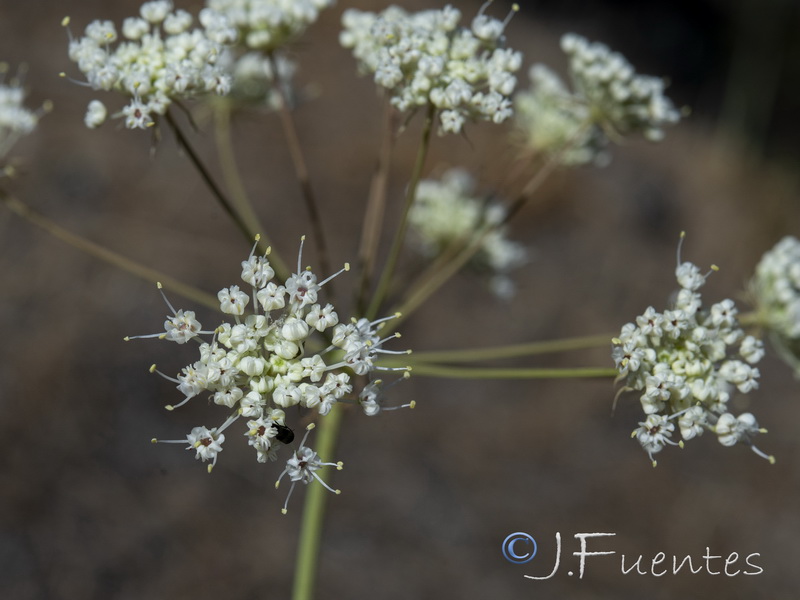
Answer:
[267,53,332,286]
[0,192,219,310]
[403,363,618,379]
[391,121,592,329]
[165,109,262,252]
[212,100,290,281]
[356,98,395,315]
[366,104,436,320]
[408,334,614,363]
[737,311,761,327]
[292,404,345,600]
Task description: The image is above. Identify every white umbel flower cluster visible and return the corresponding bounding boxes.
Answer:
[219,50,296,107]
[65,0,237,129]
[751,236,800,374]
[514,64,607,166]
[514,33,680,162]
[612,235,773,466]
[0,64,45,162]
[340,1,522,134]
[136,238,410,507]
[409,168,526,298]
[206,0,334,51]
[561,33,681,142]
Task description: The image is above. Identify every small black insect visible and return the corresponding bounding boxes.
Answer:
[272,422,295,444]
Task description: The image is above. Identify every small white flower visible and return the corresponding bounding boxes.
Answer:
[84,99,107,128]
[272,385,302,408]
[163,9,193,35]
[187,426,225,468]
[164,309,203,344]
[240,389,266,417]
[257,281,286,311]
[739,335,765,364]
[245,416,278,462]
[675,261,705,291]
[281,317,309,342]
[305,303,338,332]
[275,425,342,514]
[140,0,173,24]
[633,414,679,467]
[218,285,249,315]
[120,99,153,129]
[214,386,244,408]
[241,253,275,288]
[678,405,706,440]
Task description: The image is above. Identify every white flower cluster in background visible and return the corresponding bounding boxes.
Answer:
[612,236,773,466]
[751,235,800,374]
[340,2,522,134]
[220,50,296,107]
[561,33,681,142]
[65,0,237,129]
[514,64,607,166]
[206,0,334,51]
[0,64,47,162]
[409,168,526,298]
[132,238,410,508]
[514,33,680,162]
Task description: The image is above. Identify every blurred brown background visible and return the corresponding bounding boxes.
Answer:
[1,0,799,598]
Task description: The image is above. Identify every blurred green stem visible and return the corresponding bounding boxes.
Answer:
[267,52,332,288]
[0,192,218,310]
[393,362,616,379]
[392,122,590,329]
[165,110,265,254]
[213,100,289,281]
[292,404,344,600]
[408,334,614,363]
[356,98,396,315]
[366,103,436,320]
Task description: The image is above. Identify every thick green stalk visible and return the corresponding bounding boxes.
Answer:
[291,404,345,600]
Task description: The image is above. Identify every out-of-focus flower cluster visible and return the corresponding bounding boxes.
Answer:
[612,237,772,465]
[515,33,680,164]
[220,50,296,108]
[340,3,522,134]
[751,236,800,375]
[206,0,334,51]
[409,168,526,298]
[0,64,47,164]
[514,64,606,166]
[132,238,409,509]
[66,0,237,129]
